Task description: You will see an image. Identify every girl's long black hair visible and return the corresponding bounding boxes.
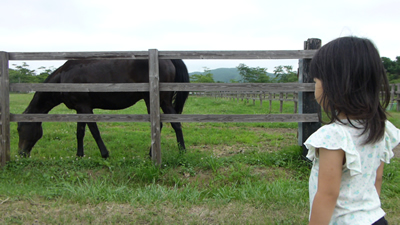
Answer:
[310,36,390,144]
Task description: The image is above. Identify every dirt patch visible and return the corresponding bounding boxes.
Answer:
[191,126,400,159]
[393,145,400,158]
[190,127,297,157]
[252,166,294,181]
[194,144,249,157]
[0,200,308,224]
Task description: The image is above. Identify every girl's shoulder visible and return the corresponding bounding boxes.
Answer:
[385,120,400,141]
[383,120,400,162]
[307,120,399,144]
[304,122,363,175]
[304,120,400,167]
[307,121,352,141]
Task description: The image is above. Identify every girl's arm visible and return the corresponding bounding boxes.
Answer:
[375,161,384,196]
[309,148,344,225]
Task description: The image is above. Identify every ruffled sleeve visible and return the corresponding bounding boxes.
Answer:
[304,123,362,176]
[382,121,400,163]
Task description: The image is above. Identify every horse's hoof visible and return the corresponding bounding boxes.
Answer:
[19,151,30,158]
[178,144,186,154]
[179,149,187,155]
[102,152,109,159]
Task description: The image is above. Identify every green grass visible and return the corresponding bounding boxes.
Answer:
[1,93,399,224]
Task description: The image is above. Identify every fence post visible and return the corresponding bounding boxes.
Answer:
[298,38,321,157]
[0,52,10,167]
[148,49,162,165]
[397,84,400,112]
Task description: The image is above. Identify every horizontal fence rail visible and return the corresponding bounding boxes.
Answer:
[10,83,315,92]
[10,114,318,123]
[8,50,317,61]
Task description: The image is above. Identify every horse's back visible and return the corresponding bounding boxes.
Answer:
[50,59,177,110]
[54,60,175,84]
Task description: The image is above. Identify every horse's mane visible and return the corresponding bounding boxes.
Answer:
[43,65,63,83]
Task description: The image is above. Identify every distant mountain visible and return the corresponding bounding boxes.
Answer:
[189,68,274,83]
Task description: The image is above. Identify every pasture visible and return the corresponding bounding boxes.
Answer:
[1,93,399,224]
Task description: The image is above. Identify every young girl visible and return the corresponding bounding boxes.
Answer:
[304,36,400,225]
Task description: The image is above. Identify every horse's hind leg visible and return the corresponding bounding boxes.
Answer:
[169,122,185,151]
[76,122,86,157]
[87,122,110,159]
[161,104,186,152]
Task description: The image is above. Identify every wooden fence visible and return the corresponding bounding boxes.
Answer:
[198,83,400,114]
[0,39,322,166]
[389,84,400,111]
[201,91,298,113]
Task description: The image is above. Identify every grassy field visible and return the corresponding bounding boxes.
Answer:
[0,93,399,224]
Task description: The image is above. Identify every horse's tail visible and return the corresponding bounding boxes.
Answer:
[171,59,190,114]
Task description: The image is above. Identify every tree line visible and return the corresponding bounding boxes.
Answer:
[190,64,297,83]
[9,62,55,83]
[8,57,400,84]
[191,57,400,83]
[382,57,400,83]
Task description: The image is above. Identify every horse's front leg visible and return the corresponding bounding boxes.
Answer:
[87,122,109,159]
[76,122,86,157]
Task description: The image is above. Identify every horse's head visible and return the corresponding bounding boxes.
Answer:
[17,122,43,157]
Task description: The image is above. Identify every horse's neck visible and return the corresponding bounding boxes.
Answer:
[23,92,61,114]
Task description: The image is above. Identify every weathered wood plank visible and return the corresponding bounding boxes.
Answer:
[8,51,149,60]
[158,50,317,59]
[10,83,149,92]
[8,50,317,61]
[149,49,162,165]
[161,114,319,123]
[10,113,319,123]
[0,52,11,166]
[160,83,315,92]
[10,114,150,122]
[10,83,315,92]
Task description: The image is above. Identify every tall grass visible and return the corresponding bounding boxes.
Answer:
[1,93,399,224]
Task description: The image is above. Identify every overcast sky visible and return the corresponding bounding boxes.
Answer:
[1,0,399,73]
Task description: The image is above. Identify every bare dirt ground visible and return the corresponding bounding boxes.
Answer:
[394,145,400,158]
[202,127,400,158]
[197,127,298,157]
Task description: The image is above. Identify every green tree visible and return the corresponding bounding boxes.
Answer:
[9,62,36,83]
[190,67,215,83]
[273,65,297,83]
[9,63,55,83]
[382,56,400,83]
[236,63,269,83]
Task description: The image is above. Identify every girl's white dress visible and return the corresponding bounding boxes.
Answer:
[305,120,400,225]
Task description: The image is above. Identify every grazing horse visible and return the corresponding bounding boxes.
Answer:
[17,59,190,158]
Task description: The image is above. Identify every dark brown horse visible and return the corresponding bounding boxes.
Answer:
[17,59,190,158]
